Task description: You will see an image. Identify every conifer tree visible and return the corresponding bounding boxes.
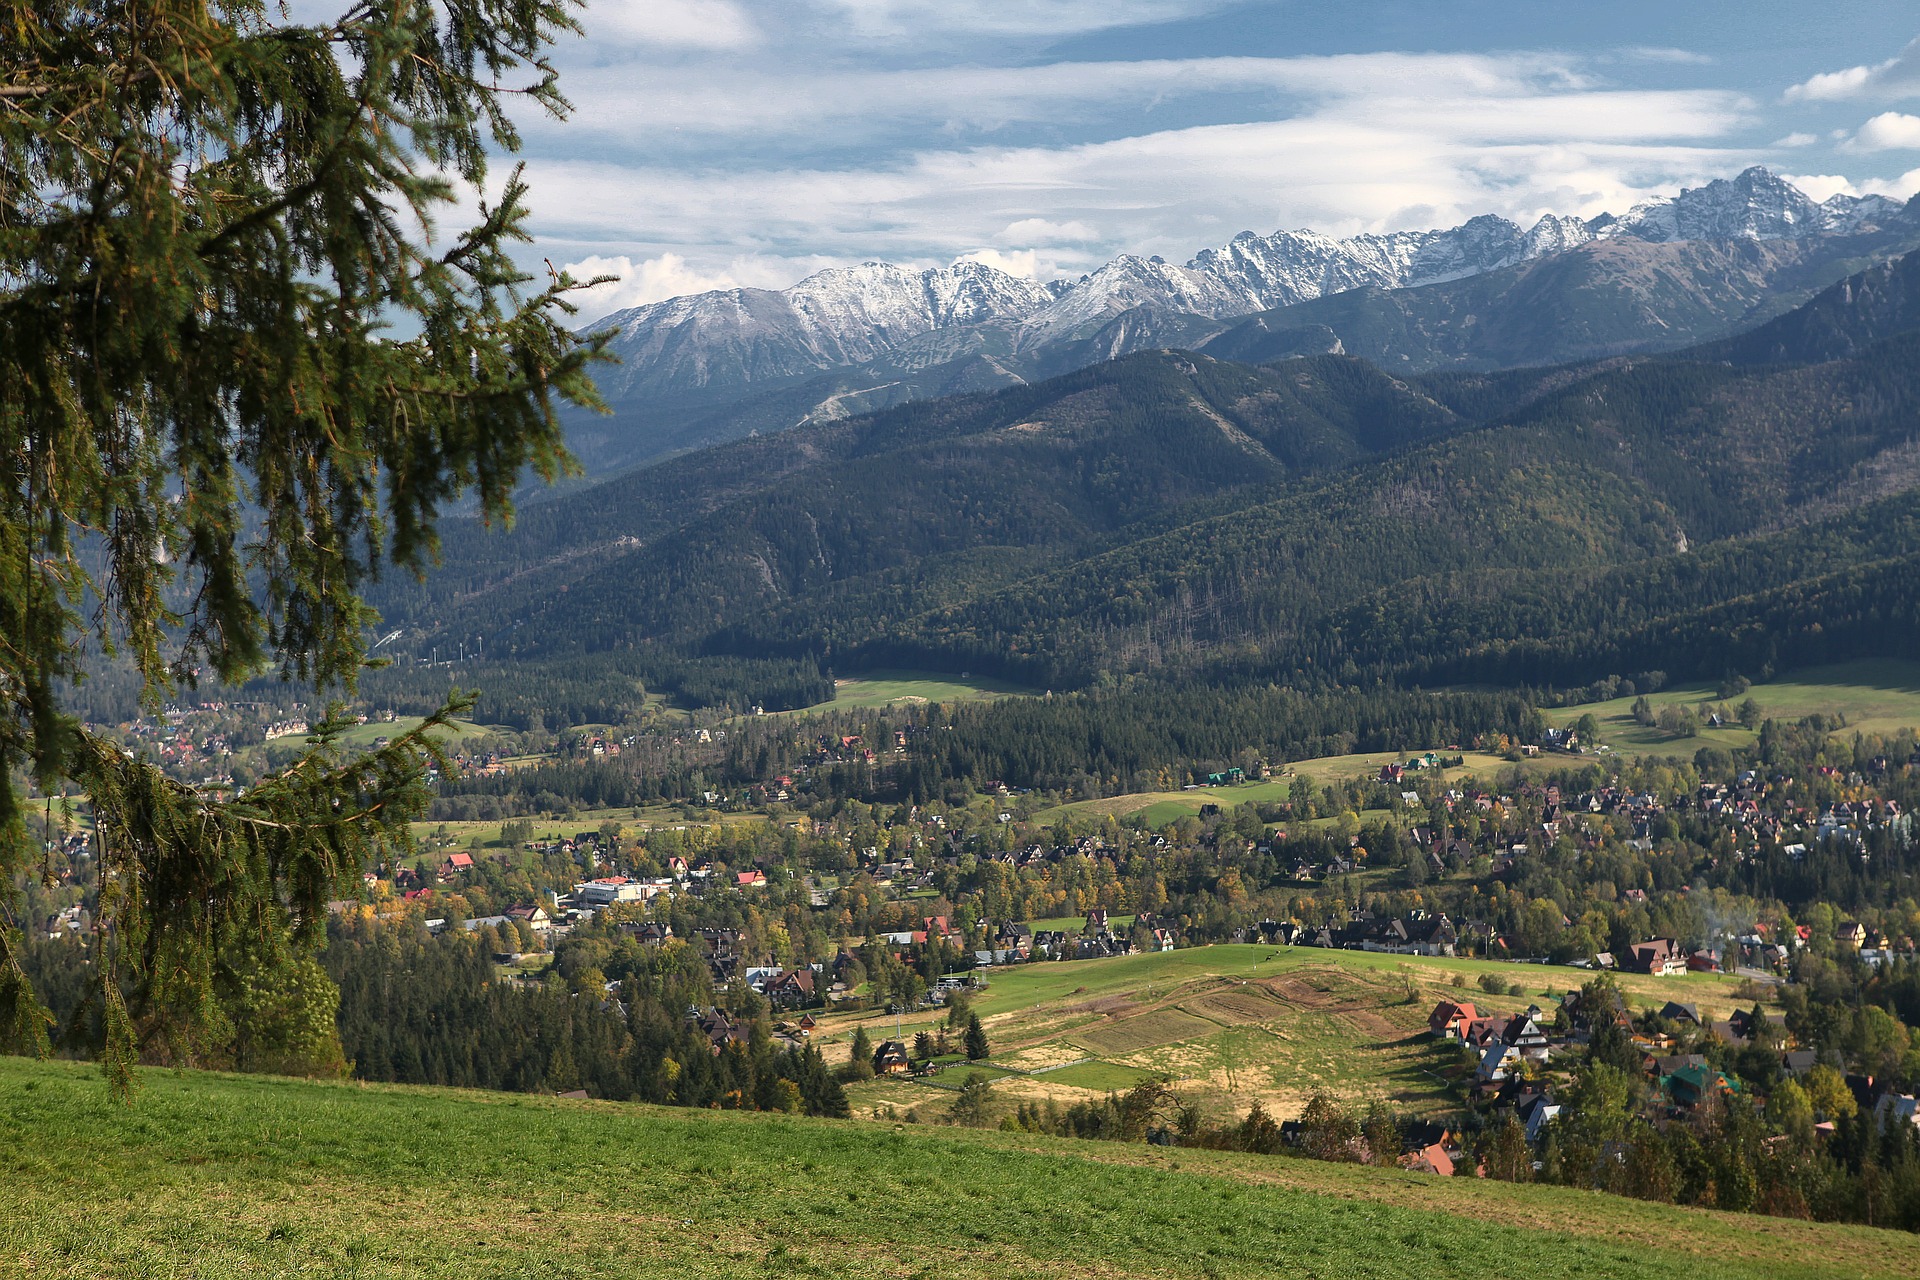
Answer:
[848,1024,874,1080]
[0,0,610,1092]
[963,1012,989,1061]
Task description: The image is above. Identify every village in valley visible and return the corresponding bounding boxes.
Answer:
[42,690,1893,1180]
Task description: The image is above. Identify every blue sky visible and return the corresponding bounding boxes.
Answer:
[502,2,1920,316]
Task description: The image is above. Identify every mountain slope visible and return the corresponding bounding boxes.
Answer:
[383,352,1468,645]
[1701,244,1920,365]
[844,329,1920,687]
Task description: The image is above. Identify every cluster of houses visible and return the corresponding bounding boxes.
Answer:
[1368,769,1912,887]
[1427,999,1556,1092]
[41,903,91,941]
[438,902,555,945]
[732,742,916,806]
[975,910,1176,966]
[1420,989,1920,1160]
[562,733,637,761]
[685,1004,819,1053]
[1241,911,1462,956]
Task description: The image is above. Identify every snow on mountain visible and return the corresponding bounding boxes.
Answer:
[590,168,1910,405]
[1608,167,1898,243]
[594,260,1055,398]
[1820,192,1904,235]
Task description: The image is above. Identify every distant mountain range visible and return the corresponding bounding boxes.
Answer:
[563,168,1919,476]
[376,245,1920,718]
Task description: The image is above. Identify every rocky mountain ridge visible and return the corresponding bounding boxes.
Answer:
[566,168,1914,476]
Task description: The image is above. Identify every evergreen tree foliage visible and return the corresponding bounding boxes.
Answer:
[963,1012,988,1061]
[0,0,609,1092]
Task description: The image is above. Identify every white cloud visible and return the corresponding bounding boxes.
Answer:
[546,53,1599,146]
[520,82,1757,292]
[1622,47,1714,66]
[1861,167,1920,200]
[1848,111,1920,151]
[1785,35,1920,102]
[562,253,750,315]
[583,0,759,49]
[954,248,1038,277]
[998,218,1100,244]
[512,36,1920,306]
[814,0,1227,38]
[1780,173,1858,202]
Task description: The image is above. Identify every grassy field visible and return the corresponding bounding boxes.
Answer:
[771,668,1033,718]
[409,804,768,854]
[814,944,1760,1121]
[4,1056,1917,1279]
[1037,1059,1162,1092]
[1023,912,1136,932]
[1546,659,1920,758]
[1038,752,1527,826]
[327,715,504,749]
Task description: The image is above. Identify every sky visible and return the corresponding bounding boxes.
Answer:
[484,2,1920,317]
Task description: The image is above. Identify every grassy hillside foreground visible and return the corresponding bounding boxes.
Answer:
[5,1057,1920,1279]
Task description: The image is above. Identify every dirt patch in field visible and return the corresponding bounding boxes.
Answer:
[1341,1009,1413,1042]
[1265,973,1345,1009]
[1183,985,1288,1024]
[1072,1008,1218,1056]
[1000,1043,1088,1072]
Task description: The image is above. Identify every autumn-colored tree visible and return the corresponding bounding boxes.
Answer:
[1298,1093,1361,1162]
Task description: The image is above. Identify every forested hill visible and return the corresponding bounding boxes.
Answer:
[380,250,1920,711]
[371,352,1467,631]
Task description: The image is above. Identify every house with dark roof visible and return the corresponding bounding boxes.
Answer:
[1658,1001,1701,1027]
[1781,1049,1819,1077]
[1502,1013,1552,1063]
[873,1039,911,1075]
[765,969,818,1009]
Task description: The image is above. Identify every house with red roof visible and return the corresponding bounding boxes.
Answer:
[1428,1000,1478,1039]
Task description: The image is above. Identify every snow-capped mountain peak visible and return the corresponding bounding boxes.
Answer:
[589,167,1913,411]
[1607,166,1894,243]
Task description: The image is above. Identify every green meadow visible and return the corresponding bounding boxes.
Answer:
[1546,659,1920,758]
[5,1055,1917,1280]
[1036,752,1525,827]
[326,715,504,750]
[772,668,1034,717]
